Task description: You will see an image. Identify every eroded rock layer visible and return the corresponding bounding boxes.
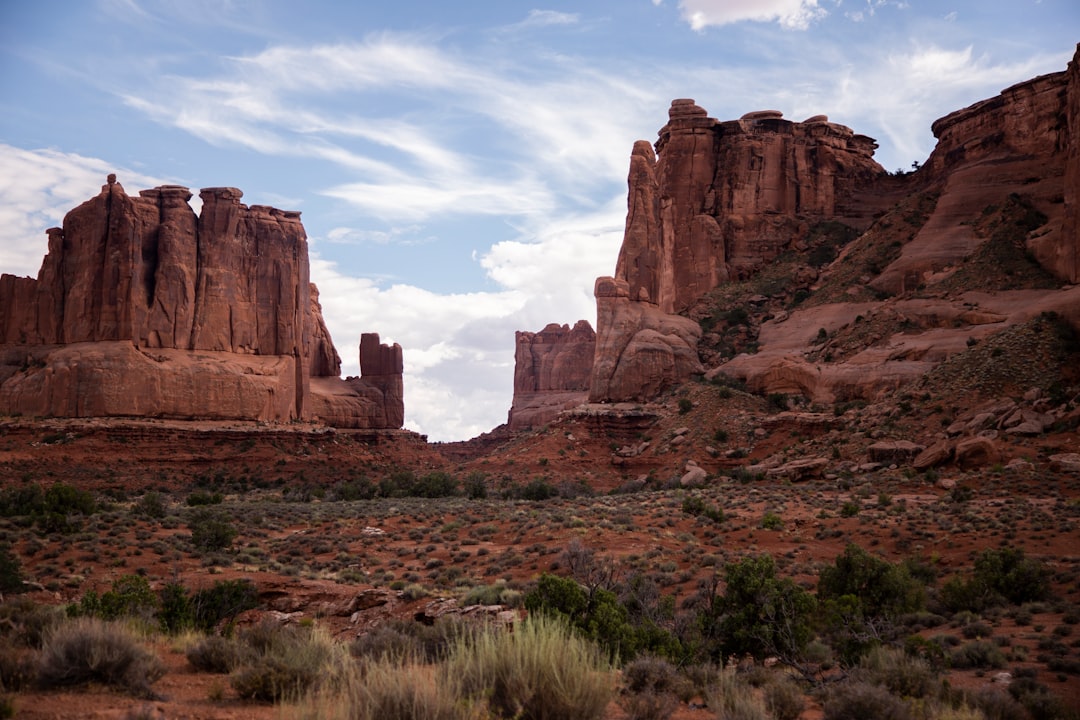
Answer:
[509,320,595,430]
[0,177,403,428]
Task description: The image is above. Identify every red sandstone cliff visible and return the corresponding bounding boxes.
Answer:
[513,44,1080,417]
[508,320,595,430]
[0,177,403,428]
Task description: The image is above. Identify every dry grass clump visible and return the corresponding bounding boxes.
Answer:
[703,670,769,720]
[228,622,346,702]
[299,654,481,720]
[36,616,164,698]
[445,615,614,720]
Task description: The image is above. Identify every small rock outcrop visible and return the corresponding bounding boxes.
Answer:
[0,177,403,428]
[508,320,595,430]
[589,277,703,402]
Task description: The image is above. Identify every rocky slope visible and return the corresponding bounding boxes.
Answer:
[510,44,1080,435]
[0,177,402,428]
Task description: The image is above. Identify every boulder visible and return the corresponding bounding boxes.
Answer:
[913,440,953,470]
[1050,453,1080,473]
[955,436,1001,470]
[867,440,925,465]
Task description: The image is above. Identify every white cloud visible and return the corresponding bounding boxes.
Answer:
[678,0,827,30]
[0,145,166,278]
[517,10,580,28]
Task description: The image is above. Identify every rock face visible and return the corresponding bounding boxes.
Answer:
[589,277,703,402]
[0,177,403,428]
[618,100,884,315]
[508,320,595,430]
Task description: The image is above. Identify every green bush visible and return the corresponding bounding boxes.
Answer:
[682,496,724,523]
[705,554,816,664]
[134,492,168,519]
[350,617,467,664]
[332,477,377,501]
[37,617,165,698]
[760,512,783,530]
[158,581,194,633]
[446,615,614,720]
[677,398,693,414]
[0,545,24,595]
[618,655,684,720]
[460,581,523,608]
[186,490,223,506]
[973,548,1049,605]
[819,544,926,619]
[950,640,1006,670]
[188,508,238,552]
[191,578,259,632]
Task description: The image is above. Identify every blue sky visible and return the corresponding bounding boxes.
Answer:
[1,1,1076,441]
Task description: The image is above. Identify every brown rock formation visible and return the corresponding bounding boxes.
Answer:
[508,320,595,430]
[589,277,703,402]
[0,178,402,428]
[618,100,884,315]
[873,61,1077,294]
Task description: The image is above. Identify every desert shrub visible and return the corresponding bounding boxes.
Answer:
[319,654,473,720]
[763,673,805,720]
[767,393,789,412]
[0,482,97,533]
[0,598,62,648]
[0,640,35,692]
[703,670,769,720]
[0,695,13,719]
[186,634,247,673]
[157,581,194,633]
[1007,677,1073,720]
[230,622,342,702]
[973,548,1050,605]
[618,655,683,720]
[188,508,237,552]
[678,398,693,414]
[854,646,937,699]
[463,471,488,499]
[134,491,168,519]
[332,477,377,501]
[839,501,860,518]
[820,544,925,619]
[413,471,458,498]
[37,617,164,697]
[968,687,1026,720]
[191,579,259,632]
[823,680,911,720]
[950,640,1006,670]
[0,545,24,595]
[704,554,816,664]
[682,496,724,523]
[760,512,783,530]
[379,469,419,497]
[186,490,223,506]
[460,581,523,608]
[350,617,468,664]
[524,573,643,662]
[517,479,559,501]
[78,575,158,622]
[447,615,614,720]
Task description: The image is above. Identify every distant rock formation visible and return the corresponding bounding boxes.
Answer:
[0,177,403,428]
[515,44,1080,416]
[508,320,595,430]
[618,100,884,315]
[588,277,702,402]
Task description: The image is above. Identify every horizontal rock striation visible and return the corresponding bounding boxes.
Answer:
[509,320,595,430]
[0,177,403,428]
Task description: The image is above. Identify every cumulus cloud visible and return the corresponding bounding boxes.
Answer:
[678,0,827,30]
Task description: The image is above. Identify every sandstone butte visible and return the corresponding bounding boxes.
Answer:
[510,44,1080,430]
[0,178,403,429]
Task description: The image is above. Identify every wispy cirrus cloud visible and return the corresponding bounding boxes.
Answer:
[677,0,827,30]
